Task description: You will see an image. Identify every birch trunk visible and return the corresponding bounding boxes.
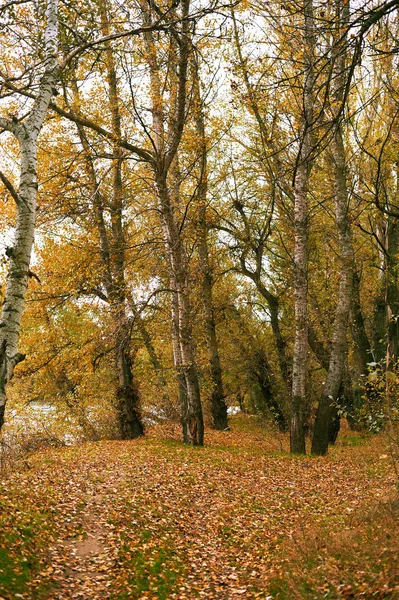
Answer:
[311,0,355,455]
[0,0,59,431]
[156,174,204,445]
[291,0,315,454]
[141,0,204,444]
[171,279,189,442]
[291,162,309,454]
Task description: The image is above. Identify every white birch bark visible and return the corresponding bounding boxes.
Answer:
[291,0,315,454]
[0,0,59,429]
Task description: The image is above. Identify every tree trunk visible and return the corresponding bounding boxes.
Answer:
[386,218,399,365]
[192,56,228,430]
[312,0,354,456]
[200,233,228,430]
[291,0,315,454]
[156,173,204,445]
[170,282,189,442]
[351,270,371,374]
[291,163,309,454]
[65,1,145,440]
[115,324,143,439]
[0,0,59,432]
[253,351,288,432]
[100,0,144,439]
[141,0,204,445]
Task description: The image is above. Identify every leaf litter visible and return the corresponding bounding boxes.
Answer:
[0,416,397,599]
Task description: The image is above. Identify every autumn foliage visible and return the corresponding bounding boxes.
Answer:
[1,0,399,597]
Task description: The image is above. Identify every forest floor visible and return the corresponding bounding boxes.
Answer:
[0,415,398,600]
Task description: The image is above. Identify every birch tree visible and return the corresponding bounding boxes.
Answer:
[291,0,316,454]
[311,0,356,455]
[0,0,59,431]
[139,0,204,444]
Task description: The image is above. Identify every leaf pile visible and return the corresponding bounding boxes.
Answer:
[0,416,397,599]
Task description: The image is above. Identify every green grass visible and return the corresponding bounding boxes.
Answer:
[115,537,185,599]
[0,509,53,599]
[337,434,367,447]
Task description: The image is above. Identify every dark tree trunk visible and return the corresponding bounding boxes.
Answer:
[0,403,5,431]
[191,56,228,431]
[386,218,399,364]
[328,405,341,444]
[199,220,228,431]
[373,295,387,364]
[253,351,288,432]
[116,343,143,439]
[351,270,372,373]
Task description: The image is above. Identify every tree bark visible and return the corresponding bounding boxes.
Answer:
[100,0,143,439]
[192,56,228,430]
[291,163,309,454]
[141,0,204,444]
[351,270,372,374]
[65,1,144,439]
[156,174,204,444]
[0,0,59,432]
[291,0,317,454]
[312,0,354,455]
[385,217,399,364]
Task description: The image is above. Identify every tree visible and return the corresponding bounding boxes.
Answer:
[191,53,228,430]
[312,0,355,455]
[0,0,59,431]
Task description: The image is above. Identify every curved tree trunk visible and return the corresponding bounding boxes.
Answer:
[0,0,59,432]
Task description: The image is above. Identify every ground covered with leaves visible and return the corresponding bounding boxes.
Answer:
[0,416,398,599]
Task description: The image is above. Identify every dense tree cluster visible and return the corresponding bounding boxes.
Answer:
[1,0,399,454]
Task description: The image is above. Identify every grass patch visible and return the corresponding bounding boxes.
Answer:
[268,502,399,599]
[115,537,185,599]
[337,434,367,447]
[0,508,53,599]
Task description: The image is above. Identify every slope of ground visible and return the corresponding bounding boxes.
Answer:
[0,415,398,599]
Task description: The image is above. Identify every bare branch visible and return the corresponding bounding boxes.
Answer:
[0,170,20,205]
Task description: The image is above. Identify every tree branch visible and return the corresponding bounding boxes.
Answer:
[0,170,20,205]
